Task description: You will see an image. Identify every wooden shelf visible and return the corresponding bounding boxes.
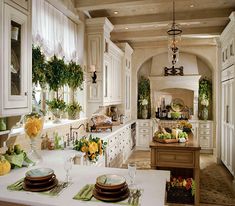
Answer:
[0,130,10,136]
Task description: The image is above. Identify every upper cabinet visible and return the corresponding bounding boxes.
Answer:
[117,43,133,122]
[0,0,32,117]
[86,18,124,116]
[221,12,235,70]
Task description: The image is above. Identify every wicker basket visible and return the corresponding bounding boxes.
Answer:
[167,186,194,204]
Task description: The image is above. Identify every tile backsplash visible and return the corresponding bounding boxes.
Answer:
[0,118,88,154]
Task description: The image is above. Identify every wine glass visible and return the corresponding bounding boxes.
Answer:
[128,162,137,188]
[64,157,73,183]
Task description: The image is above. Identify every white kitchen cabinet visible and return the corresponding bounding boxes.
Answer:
[198,121,213,152]
[0,0,32,117]
[136,119,153,150]
[221,66,235,175]
[86,18,123,116]
[220,12,235,177]
[106,124,133,167]
[117,43,133,123]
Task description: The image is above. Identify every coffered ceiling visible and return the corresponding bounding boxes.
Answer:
[75,0,235,46]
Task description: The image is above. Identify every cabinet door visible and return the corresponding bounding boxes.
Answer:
[3,4,29,110]
[103,56,111,104]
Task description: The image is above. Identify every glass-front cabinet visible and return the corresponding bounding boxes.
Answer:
[0,1,31,117]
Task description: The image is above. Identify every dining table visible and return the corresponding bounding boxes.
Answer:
[0,150,170,206]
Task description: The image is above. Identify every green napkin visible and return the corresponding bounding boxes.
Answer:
[73,184,94,201]
[7,178,24,191]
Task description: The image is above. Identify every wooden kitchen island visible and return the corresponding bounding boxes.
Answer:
[150,134,201,206]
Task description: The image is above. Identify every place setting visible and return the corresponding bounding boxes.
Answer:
[73,162,143,205]
[7,156,74,196]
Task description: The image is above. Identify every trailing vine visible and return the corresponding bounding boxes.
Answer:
[138,76,151,119]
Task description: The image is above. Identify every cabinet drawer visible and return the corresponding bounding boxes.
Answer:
[199,123,211,129]
[199,129,211,135]
[200,136,210,148]
[157,150,194,167]
[139,127,151,134]
[11,0,29,10]
[138,121,151,127]
[108,135,118,146]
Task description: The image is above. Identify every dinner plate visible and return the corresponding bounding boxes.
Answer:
[93,187,129,202]
[96,174,126,188]
[23,178,58,192]
[24,174,56,187]
[25,168,54,181]
[95,183,128,197]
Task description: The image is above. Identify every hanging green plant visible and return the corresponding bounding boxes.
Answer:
[199,78,212,102]
[45,55,67,97]
[138,76,151,119]
[32,45,47,88]
[65,61,84,91]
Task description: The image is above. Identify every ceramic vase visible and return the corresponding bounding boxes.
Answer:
[201,107,209,120]
[142,106,148,119]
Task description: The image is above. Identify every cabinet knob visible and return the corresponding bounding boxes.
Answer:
[24,92,28,96]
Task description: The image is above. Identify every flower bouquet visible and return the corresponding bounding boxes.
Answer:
[178,120,192,133]
[73,135,107,163]
[166,176,195,204]
[24,112,44,165]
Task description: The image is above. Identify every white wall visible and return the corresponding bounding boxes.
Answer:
[150,52,199,76]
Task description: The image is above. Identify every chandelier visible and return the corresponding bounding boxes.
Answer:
[167,0,182,66]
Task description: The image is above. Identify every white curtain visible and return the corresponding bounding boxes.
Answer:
[32,0,78,62]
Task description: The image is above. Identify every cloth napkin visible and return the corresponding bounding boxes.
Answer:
[7,178,24,191]
[73,184,94,201]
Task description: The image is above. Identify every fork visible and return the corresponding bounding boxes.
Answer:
[128,190,134,204]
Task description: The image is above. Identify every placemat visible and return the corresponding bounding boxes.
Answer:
[7,178,71,196]
[73,184,143,205]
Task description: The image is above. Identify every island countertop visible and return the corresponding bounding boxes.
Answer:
[0,151,170,206]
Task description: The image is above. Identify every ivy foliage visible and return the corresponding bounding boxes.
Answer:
[32,45,47,88]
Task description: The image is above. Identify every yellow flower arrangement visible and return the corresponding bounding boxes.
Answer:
[24,113,44,139]
[73,135,107,162]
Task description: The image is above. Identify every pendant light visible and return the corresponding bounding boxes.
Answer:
[167,0,182,66]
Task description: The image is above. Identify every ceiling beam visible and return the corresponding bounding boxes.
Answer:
[111,26,224,41]
[129,38,218,49]
[74,0,183,11]
[110,8,232,29]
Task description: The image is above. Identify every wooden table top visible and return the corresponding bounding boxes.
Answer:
[149,133,201,151]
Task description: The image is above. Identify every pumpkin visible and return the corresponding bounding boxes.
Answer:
[0,155,11,176]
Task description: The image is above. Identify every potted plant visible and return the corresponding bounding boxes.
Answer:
[65,61,84,103]
[32,45,47,112]
[45,55,67,122]
[46,98,66,123]
[66,101,82,120]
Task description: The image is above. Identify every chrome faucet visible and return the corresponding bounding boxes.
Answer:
[69,123,86,145]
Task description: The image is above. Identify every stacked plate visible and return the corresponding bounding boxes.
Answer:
[93,174,130,202]
[23,168,58,192]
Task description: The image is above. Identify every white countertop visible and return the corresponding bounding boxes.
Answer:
[88,120,136,141]
[0,149,170,206]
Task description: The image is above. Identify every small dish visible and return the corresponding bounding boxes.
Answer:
[96,174,126,187]
[25,168,54,181]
